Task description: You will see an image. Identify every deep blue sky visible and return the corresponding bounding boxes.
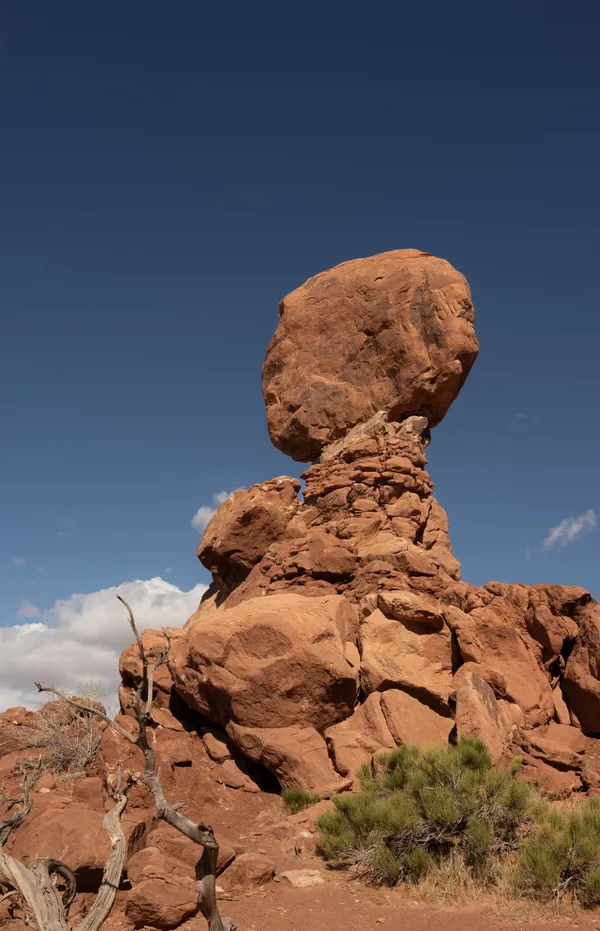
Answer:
[2,0,599,630]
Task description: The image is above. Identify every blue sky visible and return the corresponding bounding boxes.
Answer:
[1,2,598,706]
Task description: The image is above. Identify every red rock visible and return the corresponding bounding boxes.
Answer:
[377,589,444,629]
[10,804,149,890]
[72,776,104,810]
[454,665,516,763]
[119,628,183,712]
[324,693,395,779]
[171,593,359,730]
[287,799,336,832]
[527,586,581,661]
[221,852,275,890]
[146,821,237,875]
[202,730,232,763]
[518,754,582,798]
[525,723,586,769]
[0,706,35,757]
[227,722,348,794]
[379,689,454,747]
[126,847,198,928]
[445,600,554,727]
[213,758,248,789]
[360,608,454,712]
[197,477,301,584]
[263,249,478,461]
[563,602,600,735]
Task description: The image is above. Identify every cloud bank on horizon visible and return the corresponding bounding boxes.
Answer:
[0,577,206,712]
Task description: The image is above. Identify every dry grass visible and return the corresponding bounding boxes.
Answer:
[18,683,107,781]
[380,850,586,921]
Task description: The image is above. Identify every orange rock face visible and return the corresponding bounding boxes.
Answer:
[170,592,360,730]
[263,249,479,461]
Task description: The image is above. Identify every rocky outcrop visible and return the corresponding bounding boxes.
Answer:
[196,476,302,594]
[120,250,599,805]
[170,592,359,731]
[263,249,479,461]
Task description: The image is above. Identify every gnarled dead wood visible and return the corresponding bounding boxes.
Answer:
[35,596,238,931]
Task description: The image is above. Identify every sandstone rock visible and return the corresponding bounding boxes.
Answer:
[221,852,275,890]
[171,593,359,730]
[263,249,478,461]
[454,665,515,762]
[280,868,325,887]
[360,608,454,712]
[119,628,183,712]
[524,723,586,770]
[197,477,301,585]
[379,689,454,747]
[213,758,249,790]
[228,722,348,794]
[563,602,600,735]
[150,706,186,731]
[287,799,336,832]
[324,693,395,779]
[445,600,554,726]
[581,738,600,789]
[526,585,582,661]
[0,706,35,757]
[11,804,149,890]
[72,776,104,810]
[377,589,444,628]
[202,730,232,763]
[126,847,198,929]
[518,754,583,798]
[552,684,571,726]
[147,821,237,875]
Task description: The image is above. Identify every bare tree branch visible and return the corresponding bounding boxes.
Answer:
[2,597,238,931]
[0,760,42,848]
[32,686,135,745]
[120,603,237,931]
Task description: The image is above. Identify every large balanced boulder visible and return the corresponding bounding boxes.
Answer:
[263,249,479,461]
[169,592,359,730]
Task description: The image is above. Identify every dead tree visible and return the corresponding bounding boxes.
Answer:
[0,595,237,931]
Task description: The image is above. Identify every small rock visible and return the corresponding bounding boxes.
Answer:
[203,730,232,763]
[221,853,275,890]
[280,869,325,888]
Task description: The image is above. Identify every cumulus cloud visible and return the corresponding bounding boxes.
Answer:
[17,601,40,619]
[0,577,207,711]
[192,490,233,533]
[543,509,597,550]
[11,557,26,567]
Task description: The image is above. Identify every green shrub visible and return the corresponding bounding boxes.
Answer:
[516,797,600,906]
[282,787,321,815]
[317,737,537,886]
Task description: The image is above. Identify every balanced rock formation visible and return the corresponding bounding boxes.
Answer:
[135,249,600,798]
[263,249,479,461]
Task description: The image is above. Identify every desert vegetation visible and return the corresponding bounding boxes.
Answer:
[317,738,600,907]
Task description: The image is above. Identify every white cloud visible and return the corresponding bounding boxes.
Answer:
[17,601,40,619]
[11,557,26,567]
[191,490,234,533]
[0,577,207,712]
[543,509,597,550]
